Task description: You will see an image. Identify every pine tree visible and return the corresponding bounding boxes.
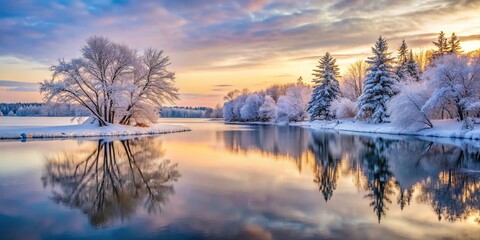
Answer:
[448,32,462,54]
[357,36,398,123]
[307,52,341,120]
[405,50,421,82]
[297,76,303,84]
[397,39,408,65]
[396,39,409,81]
[431,31,448,61]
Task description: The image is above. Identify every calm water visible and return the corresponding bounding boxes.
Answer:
[0,118,480,239]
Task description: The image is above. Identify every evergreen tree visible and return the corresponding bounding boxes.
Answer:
[448,32,462,54]
[297,76,304,84]
[431,31,448,60]
[307,52,341,120]
[396,39,409,81]
[357,36,398,123]
[405,50,421,82]
[397,39,408,65]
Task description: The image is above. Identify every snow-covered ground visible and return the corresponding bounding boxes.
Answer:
[225,118,480,140]
[310,119,480,140]
[0,118,190,140]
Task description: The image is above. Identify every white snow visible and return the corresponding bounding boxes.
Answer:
[310,119,480,140]
[0,118,190,140]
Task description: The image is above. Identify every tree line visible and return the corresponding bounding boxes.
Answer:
[0,103,89,117]
[161,106,222,118]
[0,103,223,119]
[223,31,480,130]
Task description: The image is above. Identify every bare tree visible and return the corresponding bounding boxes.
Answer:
[40,36,178,127]
[413,48,433,72]
[223,89,241,102]
[341,60,367,101]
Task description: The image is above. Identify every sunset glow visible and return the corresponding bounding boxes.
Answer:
[1,0,479,106]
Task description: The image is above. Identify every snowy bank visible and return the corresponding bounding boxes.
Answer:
[310,119,480,140]
[0,119,190,140]
[225,118,480,140]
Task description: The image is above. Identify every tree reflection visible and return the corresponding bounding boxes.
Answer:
[307,132,480,223]
[416,143,480,223]
[396,184,413,211]
[310,132,342,202]
[221,125,311,170]
[220,124,480,224]
[41,138,180,228]
[360,138,395,223]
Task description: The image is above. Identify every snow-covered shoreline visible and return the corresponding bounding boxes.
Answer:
[309,119,480,140]
[0,120,190,140]
[225,119,480,140]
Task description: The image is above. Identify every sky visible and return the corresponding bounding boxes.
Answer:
[0,0,479,106]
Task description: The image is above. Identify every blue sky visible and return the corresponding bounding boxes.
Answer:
[0,0,479,105]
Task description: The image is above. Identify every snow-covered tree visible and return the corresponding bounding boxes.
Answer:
[422,54,480,121]
[448,32,462,54]
[223,89,251,122]
[210,104,223,118]
[276,83,312,122]
[330,97,357,119]
[405,50,421,82]
[40,36,178,127]
[389,82,433,131]
[232,90,249,121]
[265,84,293,102]
[357,36,398,123]
[223,102,234,121]
[240,93,262,121]
[307,52,341,120]
[259,95,277,122]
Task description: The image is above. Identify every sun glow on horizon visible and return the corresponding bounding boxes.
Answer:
[0,1,479,106]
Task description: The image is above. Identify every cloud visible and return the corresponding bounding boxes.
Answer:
[180,93,223,99]
[272,74,295,78]
[212,84,233,87]
[1,0,480,105]
[1,0,479,71]
[211,84,234,92]
[0,80,38,92]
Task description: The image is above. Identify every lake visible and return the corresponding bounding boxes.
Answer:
[0,118,479,239]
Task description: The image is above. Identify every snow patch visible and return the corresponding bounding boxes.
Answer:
[0,119,190,140]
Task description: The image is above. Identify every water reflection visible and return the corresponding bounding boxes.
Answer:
[222,126,480,223]
[41,138,180,227]
[220,126,311,171]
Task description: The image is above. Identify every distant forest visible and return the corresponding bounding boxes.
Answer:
[160,106,222,118]
[0,103,223,118]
